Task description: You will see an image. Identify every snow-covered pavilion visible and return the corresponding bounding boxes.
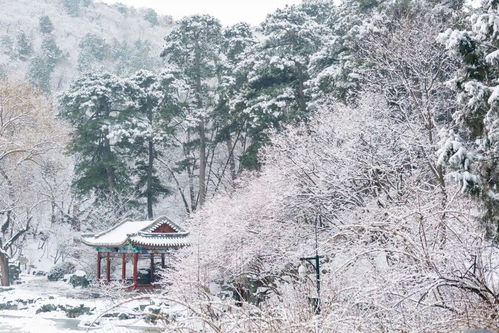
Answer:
[81,216,189,288]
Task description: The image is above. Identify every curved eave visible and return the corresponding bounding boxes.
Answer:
[128,234,190,248]
[80,236,127,248]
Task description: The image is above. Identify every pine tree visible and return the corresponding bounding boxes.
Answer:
[0,36,13,57]
[144,9,159,26]
[440,0,499,238]
[78,33,109,72]
[62,0,80,17]
[59,72,137,199]
[127,70,171,218]
[27,37,63,91]
[15,31,33,60]
[232,3,330,169]
[39,16,54,34]
[215,23,256,180]
[161,15,224,208]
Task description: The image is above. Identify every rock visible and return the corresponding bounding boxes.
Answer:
[47,262,76,281]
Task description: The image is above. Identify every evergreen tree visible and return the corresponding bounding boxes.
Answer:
[440,0,499,238]
[27,37,63,91]
[232,3,330,169]
[15,31,33,60]
[111,39,159,76]
[62,0,80,17]
[39,16,54,34]
[26,57,51,91]
[126,70,172,218]
[144,8,159,26]
[41,37,63,67]
[161,15,224,208]
[78,33,109,71]
[0,36,13,57]
[59,72,137,199]
[216,23,256,175]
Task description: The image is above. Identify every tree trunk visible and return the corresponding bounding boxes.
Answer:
[198,120,207,207]
[226,136,237,183]
[103,132,115,193]
[0,252,9,286]
[146,138,154,219]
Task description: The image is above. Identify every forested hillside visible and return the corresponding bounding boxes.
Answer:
[0,0,169,93]
[0,0,498,331]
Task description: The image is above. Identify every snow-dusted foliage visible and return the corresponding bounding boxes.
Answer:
[3,0,499,331]
[162,95,499,332]
[439,0,499,238]
[0,80,67,285]
[0,0,170,95]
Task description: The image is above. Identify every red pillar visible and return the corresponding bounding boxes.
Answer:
[96,252,101,281]
[132,253,138,288]
[106,252,111,283]
[121,253,126,282]
[161,253,165,269]
[150,254,155,283]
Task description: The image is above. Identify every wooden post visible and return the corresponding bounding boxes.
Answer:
[96,252,101,281]
[132,253,138,288]
[106,252,111,283]
[121,253,126,282]
[161,253,165,269]
[150,253,155,283]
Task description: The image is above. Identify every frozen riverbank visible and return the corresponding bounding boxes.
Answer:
[0,274,167,332]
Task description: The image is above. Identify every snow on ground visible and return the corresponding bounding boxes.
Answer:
[0,274,168,332]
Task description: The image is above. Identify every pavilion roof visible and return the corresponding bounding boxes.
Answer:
[81,216,189,248]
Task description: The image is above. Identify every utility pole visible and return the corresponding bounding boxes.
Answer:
[299,216,323,314]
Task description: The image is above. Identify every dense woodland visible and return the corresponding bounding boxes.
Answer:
[0,0,498,331]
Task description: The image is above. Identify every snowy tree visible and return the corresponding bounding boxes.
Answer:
[27,37,63,91]
[0,36,13,58]
[77,33,110,72]
[59,72,138,200]
[439,0,499,239]
[143,8,159,26]
[213,22,256,184]
[15,31,33,61]
[115,70,172,218]
[111,39,161,76]
[161,15,224,208]
[162,95,498,332]
[0,80,64,286]
[39,15,54,34]
[232,3,330,169]
[61,0,80,17]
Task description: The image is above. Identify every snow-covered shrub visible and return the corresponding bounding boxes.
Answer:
[69,270,89,288]
[7,264,20,284]
[47,262,75,281]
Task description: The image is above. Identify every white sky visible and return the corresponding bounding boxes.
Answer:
[99,0,303,26]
